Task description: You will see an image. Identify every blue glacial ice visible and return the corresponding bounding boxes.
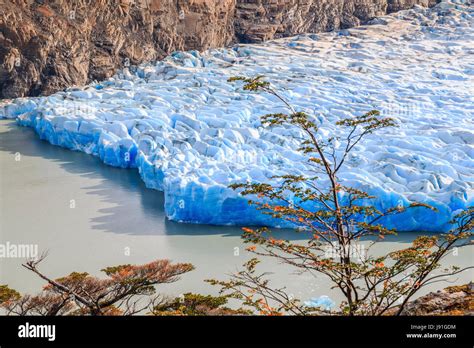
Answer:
[304,295,336,311]
[1,1,473,232]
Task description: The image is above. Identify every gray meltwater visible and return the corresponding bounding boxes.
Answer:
[0,119,472,305]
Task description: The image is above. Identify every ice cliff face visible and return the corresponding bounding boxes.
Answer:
[0,0,438,98]
[1,1,472,232]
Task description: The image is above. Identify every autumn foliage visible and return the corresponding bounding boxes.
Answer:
[207,76,473,316]
[0,256,194,315]
[1,76,472,317]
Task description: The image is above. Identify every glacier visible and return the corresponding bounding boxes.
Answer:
[1,1,473,232]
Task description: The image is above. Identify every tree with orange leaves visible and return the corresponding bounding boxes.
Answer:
[207,76,473,316]
[0,253,194,316]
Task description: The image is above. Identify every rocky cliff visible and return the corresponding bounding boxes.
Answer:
[0,0,235,98]
[388,283,474,316]
[235,0,439,42]
[0,0,439,98]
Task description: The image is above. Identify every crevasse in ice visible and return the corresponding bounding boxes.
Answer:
[1,1,473,232]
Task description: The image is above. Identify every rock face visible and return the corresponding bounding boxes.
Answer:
[0,0,438,98]
[389,283,474,316]
[0,0,235,98]
[234,0,440,42]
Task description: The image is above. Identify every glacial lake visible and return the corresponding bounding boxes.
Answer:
[1,119,472,306]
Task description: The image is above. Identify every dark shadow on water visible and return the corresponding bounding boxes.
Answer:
[0,120,440,243]
[0,120,305,239]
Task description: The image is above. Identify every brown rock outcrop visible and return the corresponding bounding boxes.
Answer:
[0,0,235,98]
[387,283,474,316]
[234,0,440,43]
[0,0,439,98]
